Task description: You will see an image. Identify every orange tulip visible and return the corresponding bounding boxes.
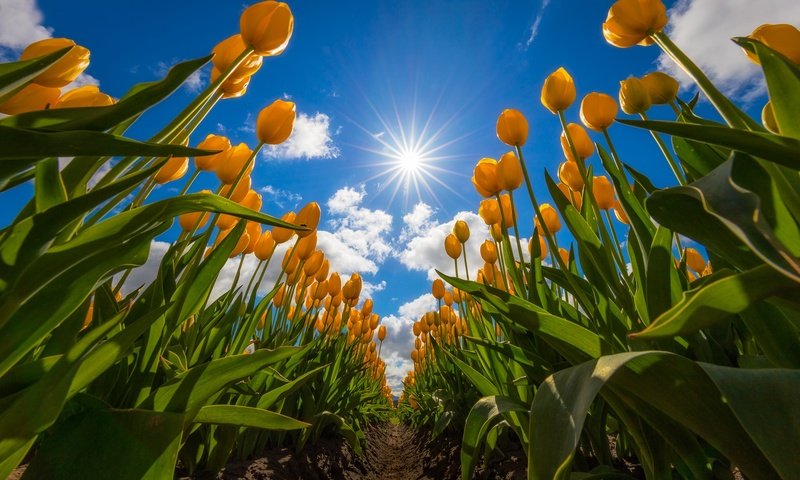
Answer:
[20,38,90,87]
[240,1,294,56]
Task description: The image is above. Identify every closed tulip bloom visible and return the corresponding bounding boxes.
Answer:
[273,211,297,243]
[343,273,362,300]
[254,230,276,260]
[444,233,462,259]
[212,34,263,78]
[243,221,262,254]
[499,193,516,229]
[580,93,618,131]
[20,38,90,87]
[295,231,317,260]
[472,158,501,197]
[216,142,254,184]
[453,220,470,243]
[684,248,706,274]
[641,72,678,104]
[216,212,239,230]
[304,250,325,276]
[560,123,594,162]
[541,67,576,114]
[315,258,330,282]
[496,108,528,146]
[219,175,252,203]
[328,272,342,297]
[432,279,445,299]
[602,0,668,48]
[0,83,60,114]
[240,1,294,56]
[490,223,504,242]
[216,228,250,258]
[762,102,779,134]
[613,200,630,224]
[295,202,321,237]
[256,99,296,145]
[53,85,114,109]
[535,203,561,234]
[155,156,188,184]
[443,289,453,306]
[378,325,387,342]
[211,67,251,99]
[619,77,651,115]
[745,24,800,65]
[478,198,501,225]
[497,151,523,191]
[179,211,209,231]
[557,182,583,210]
[593,176,615,210]
[241,190,263,211]
[558,161,584,192]
[533,235,548,259]
[480,240,498,264]
[361,298,374,317]
[195,134,231,171]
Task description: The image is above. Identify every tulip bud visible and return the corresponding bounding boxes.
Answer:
[273,211,297,243]
[558,161,584,193]
[304,250,325,276]
[592,176,615,210]
[528,235,548,259]
[478,198,501,225]
[155,156,189,184]
[613,200,630,225]
[540,67,576,114]
[216,142,254,184]
[220,176,252,203]
[641,72,679,105]
[256,99,296,145]
[762,102,779,134]
[432,279,445,299]
[342,273,362,300]
[560,123,594,162]
[20,38,90,88]
[240,190,263,211]
[179,211,209,232]
[254,231,276,260]
[295,231,318,260]
[212,34,263,78]
[557,182,583,210]
[684,248,706,274]
[240,1,294,56]
[480,240,498,264]
[378,325,387,342]
[490,223,504,242]
[412,322,421,337]
[535,204,561,234]
[53,85,115,109]
[443,289,453,306]
[295,202,321,237]
[211,67,251,99]
[602,0,667,48]
[499,194,516,229]
[243,221,262,254]
[472,158,500,197]
[195,134,231,171]
[216,228,250,258]
[619,77,651,115]
[453,220,470,243]
[496,108,528,146]
[315,259,330,282]
[580,93,618,132]
[0,83,60,115]
[444,233,462,260]
[745,24,800,65]
[497,151,523,191]
[273,283,286,306]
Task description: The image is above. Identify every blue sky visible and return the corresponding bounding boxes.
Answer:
[2,0,797,391]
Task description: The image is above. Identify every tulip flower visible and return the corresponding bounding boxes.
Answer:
[499,194,516,229]
[453,220,470,243]
[212,34,263,78]
[497,151,523,191]
[240,1,294,56]
[216,142,254,184]
[528,235,548,259]
[490,223,504,242]
[211,67,251,99]
[243,222,262,254]
[273,211,297,243]
[431,280,445,300]
[256,99,296,145]
[480,240,498,264]
[745,24,800,65]
[53,85,115,109]
[315,259,330,282]
[179,211,209,232]
[343,273,362,300]
[378,325,387,342]
[472,158,501,197]
[304,250,325,277]
[535,203,561,234]
[558,161,584,193]
[558,247,570,266]
[613,200,630,225]
[195,134,231,171]
[295,202,321,238]
[580,93,618,132]
[762,102,779,134]
[0,83,60,115]
[561,123,594,162]
[641,72,678,105]
[478,198,501,225]
[20,38,90,87]
[557,183,583,211]
[592,176,615,210]
[619,76,651,115]
[444,234,462,260]
[154,156,188,184]
[241,190,263,211]
[684,247,706,274]
[254,231,276,261]
[216,228,250,258]
[496,108,528,146]
[602,0,668,48]
[541,67,576,114]
[295,231,318,260]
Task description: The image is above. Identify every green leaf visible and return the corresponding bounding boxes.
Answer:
[0,48,72,101]
[460,396,528,480]
[193,405,310,430]
[257,364,327,410]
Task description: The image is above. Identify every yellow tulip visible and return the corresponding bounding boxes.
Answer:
[243,221,262,254]
[528,235,548,259]
[254,230,276,260]
[212,34,263,78]
[240,1,294,56]
[241,190,263,211]
[592,175,615,210]
[219,176,252,203]
[497,151,523,191]
[684,247,706,274]
[472,158,500,198]
[496,108,529,146]
[20,38,90,87]
[480,240,498,264]
[641,72,678,105]
[431,279,446,300]
[53,85,114,109]
[328,272,342,297]
[0,83,60,115]
[557,182,583,211]
[342,273,362,300]
[541,67,576,114]
[444,233,462,260]
[558,247,570,266]
[315,258,330,282]
[535,203,561,234]
[216,142,254,184]
[194,134,231,171]
[295,231,318,260]
[179,211,209,232]
[619,76,651,115]
[558,161,584,192]
[256,99,296,145]
[490,223,504,242]
[295,202,321,238]
[216,228,250,258]
[560,123,594,162]
[602,0,668,48]
[210,67,251,99]
[478,198,501,225]
[304,250,325,276]
[273,211,297,243]
[745,24,800,65]
[154,156,188,184]
[453,220,470,243]
[613,200,630,225]
[580,92,618,131]
[499,193,516,229]
[378,325,387,342]
[762,102,779,134]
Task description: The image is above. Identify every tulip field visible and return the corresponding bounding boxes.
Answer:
[0,0,799,479]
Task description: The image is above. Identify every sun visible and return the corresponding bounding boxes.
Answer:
[397,146,424,173]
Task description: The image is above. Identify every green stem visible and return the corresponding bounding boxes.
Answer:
[508,190,529,293]
[640,112,686,185]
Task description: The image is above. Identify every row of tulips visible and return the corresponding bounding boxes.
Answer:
[0,2,394,479]
[399,1,800,479]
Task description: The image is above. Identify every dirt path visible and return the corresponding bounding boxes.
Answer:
[348,423,427,479]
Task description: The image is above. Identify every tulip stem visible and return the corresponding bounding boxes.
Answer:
[179,169,201,196]
[640,112,686,185]
[669,100,682,118]
[604,209,630,280]
[461,248,470,281]
[507,190,529,292]
[230,253,246,294]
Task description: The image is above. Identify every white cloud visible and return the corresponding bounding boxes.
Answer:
[259,184,303,210]
[379,293,437,392]
[361,280,386,298]
[264,112,340,161]
[154,61,206,93]
[524,0,551,48]
[657,0,800,100]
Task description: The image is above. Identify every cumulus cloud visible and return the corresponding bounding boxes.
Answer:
[379,293,437,392]
[264,112,340,161]
[657,0,800,100]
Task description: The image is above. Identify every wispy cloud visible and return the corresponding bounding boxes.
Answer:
[264,112,340,161]
[524,0,552,49]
